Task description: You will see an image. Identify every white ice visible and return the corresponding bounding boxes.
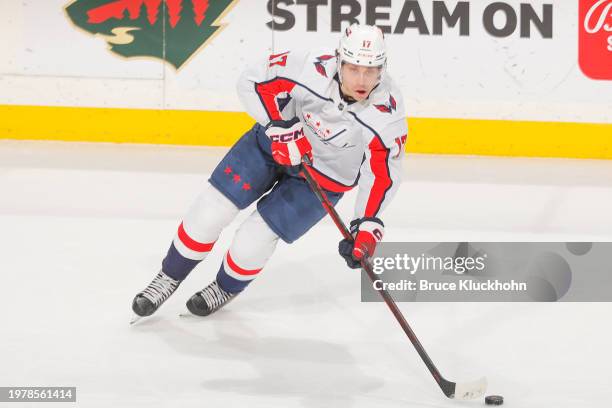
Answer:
[1,140,611,407]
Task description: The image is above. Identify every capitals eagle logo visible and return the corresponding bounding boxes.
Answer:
[314,54,335,78]
[374,94,397,114]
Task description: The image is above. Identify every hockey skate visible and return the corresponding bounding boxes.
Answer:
[131,270,181,323]
[186,280,236,316]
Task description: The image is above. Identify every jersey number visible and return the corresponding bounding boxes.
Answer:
[269,52,289,67]
[394,134,407,157]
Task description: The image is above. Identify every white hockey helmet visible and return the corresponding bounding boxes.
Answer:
[337,23,387,68]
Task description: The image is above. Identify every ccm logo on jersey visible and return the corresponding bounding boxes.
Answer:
[269,128,305,143]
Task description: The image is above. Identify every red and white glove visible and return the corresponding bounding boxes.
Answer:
[265,117,313,167]
[338,217,385,268]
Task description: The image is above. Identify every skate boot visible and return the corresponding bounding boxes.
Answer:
[186,280,237,316]
[132,270,181,317]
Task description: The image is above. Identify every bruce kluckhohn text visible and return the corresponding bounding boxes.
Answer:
[372,279,528,292]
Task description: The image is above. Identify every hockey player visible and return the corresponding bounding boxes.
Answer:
[132,23,407,319]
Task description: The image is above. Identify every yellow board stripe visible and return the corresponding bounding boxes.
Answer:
[408,117,612,159]
[1,104,611,159]
[0,105,254,147]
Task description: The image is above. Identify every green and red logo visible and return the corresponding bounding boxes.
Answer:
[65,0,237,69]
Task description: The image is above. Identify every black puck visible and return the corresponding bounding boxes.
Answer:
[485,395,504,405]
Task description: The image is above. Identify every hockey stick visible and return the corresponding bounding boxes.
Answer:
[300,156,487,400]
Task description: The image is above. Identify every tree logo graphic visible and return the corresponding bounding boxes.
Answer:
[65,0,238,69]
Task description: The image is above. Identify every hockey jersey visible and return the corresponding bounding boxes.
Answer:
[236,48,407,222]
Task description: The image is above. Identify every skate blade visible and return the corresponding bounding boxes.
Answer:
[130,315,144,325]
[179,310,209,318]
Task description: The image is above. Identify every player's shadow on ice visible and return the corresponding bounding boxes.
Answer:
[198,337,376,408]
[132,254,445,407]
[142,314,429,408]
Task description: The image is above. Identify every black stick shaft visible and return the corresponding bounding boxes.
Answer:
[300,157,453,397]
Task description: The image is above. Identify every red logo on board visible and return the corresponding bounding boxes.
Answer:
[578,0,612,80]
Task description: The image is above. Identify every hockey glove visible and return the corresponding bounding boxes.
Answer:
[265,117,313,167]
[338,217,385,269]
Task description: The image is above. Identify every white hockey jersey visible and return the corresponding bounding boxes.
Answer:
[236,48,407,222]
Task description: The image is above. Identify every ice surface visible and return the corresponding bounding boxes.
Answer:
[1,140,611,407]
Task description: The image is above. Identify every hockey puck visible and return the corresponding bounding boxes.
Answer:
[485,395,504,405]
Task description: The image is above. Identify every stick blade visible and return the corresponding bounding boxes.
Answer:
[452,377,488,400]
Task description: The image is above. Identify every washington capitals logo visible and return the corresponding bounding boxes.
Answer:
[374,95,397,114]
[65,0,237,69]
[313,54,335,78]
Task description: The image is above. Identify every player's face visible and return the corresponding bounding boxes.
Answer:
[340,62,382,101]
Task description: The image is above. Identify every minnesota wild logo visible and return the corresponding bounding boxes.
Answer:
[65,0,237,69]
